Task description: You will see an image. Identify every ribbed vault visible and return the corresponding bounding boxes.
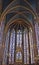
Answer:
[0,0,37,34]
[1,0,37,21]
[4,18,33,34]
[0,0,39,65]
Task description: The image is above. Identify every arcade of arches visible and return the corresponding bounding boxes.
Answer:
[0,0,39,65]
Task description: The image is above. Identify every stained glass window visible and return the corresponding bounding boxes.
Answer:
[9,29,15,64]
[29,29,34,63]
[24,29,29,64]
[16,30,22,62]
[3,28,35,65]
[17,30,22,47]
[16,52,22,62]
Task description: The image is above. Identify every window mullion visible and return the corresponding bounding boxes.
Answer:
[28,30,31,64]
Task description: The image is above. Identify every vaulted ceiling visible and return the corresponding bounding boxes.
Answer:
[0,0,39,31]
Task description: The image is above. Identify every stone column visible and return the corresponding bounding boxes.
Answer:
[35,22,39,55]
[32,18,38,64]
[2,30,10,65]
[0,21,5,65]
[0,0,2,16]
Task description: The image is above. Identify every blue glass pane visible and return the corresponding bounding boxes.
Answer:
[16,52,22,60]
[17,30,22,47]
[9,30,15,64]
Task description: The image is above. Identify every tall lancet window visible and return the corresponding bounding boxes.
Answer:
[29,28,34,64]
[16,30,22,62]
[24,29,29,64]
[9,29,15,64]
[16,30,22,47]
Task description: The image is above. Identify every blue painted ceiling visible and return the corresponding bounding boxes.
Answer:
[2,0,36,26]
[2,0,36,11]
